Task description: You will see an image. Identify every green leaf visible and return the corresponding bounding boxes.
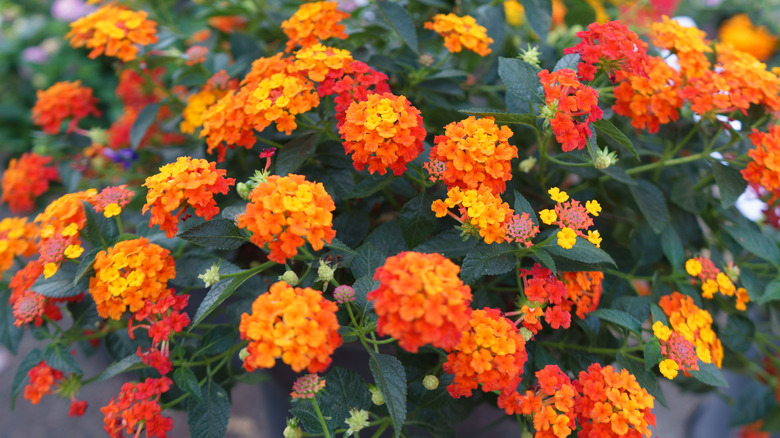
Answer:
[598,165,636,185]
[369,353,407,438]
[82,201,119,248]
[350,242,386,279]
[630,179,669,234]
[130,103,160,150]
[513,190,538,226]
[460,242,516,284]
[275,133,317,176]
[650,303,669,325]
[43,343,82,375]
[543,237,616,267]
[459,108,537,127]
[724,220,780,267]
[593,119,639,159]
[186,379,230,438]
[174,367,203,402]
[589,309,642,334]
[690,362,728,387]
[32,263,88,299]
[498,57,544,107]
[178,219,248,250]
[520,0,552,42]
[414,230,477,259]
[97,354,143,382]
[531,247,556,274]
[376,0,418,52]
[644,339,662,372]
[319,367,372,432]
[365,220,408,256]
[399,194,438,249]
[353,275,379,313]
[761,278,780,304]
[711,161,747,209]
[721,314,755,353]
[200,326,238,355]
[190,270,258,330]
[290,405,330,435]
[660,225,684,269]
[731,381,777,426]
[554,54,580,72]
[616,352,667,408]
[11,349,42,410]
[0,292,23,354]
[346,173,394,199]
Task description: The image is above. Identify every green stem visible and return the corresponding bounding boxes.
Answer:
[219,261,275,279]
[311,396,332,438]
[546,154,593,167]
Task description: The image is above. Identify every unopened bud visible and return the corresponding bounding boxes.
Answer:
[519,45,541,66]
[369,385,384,405]
[344,409,370,437]
[283,419,303,438]
[198,263,220,287]
[539,101,558,122]
[88,128,108,145]
[518,156,537,173]
[280,270,299,286]
[238,347,249,361]
[334,285,356,304]
[236,182,252,200]
[422,375,439,390]
[418,53,434,67]
[593,147,618,170]
[318,260,335,284]
[519,327,533,342]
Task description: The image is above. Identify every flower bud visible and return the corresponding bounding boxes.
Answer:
[238,347,249,361]
[369,385,384,406]
[88,128,108,145]
[283,419,304,438]
[279,270,299,286]
[333,285,356,304]
[344,409,370,437]
[519,327,533,342]
[197,263,220,287]
[593,147,618,170]
[519,44,541,66]
[422,375,439,390]
[236,182,252,200]
[318,260,335,284]
[518,156,537,173]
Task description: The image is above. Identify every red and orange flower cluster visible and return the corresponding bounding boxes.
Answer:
[539,68,603,152]
[564,20,649,82]
[0,152,59,214]
[66,4,158,62]
[24,360,88,417]
[281,1,350,52]
[424,13,493,56]
[180,71,239,135]
[102,377,173,438]
[658,292,724,370]
[31,81,101,135]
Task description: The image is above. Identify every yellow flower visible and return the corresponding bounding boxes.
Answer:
[716,272,735,296]
[64,244,84,259]
[685,258,702,277]
[659,359,679,380]
[557,227,577,249]
[503,0,525,27]
[701,279,718,299]
[587,230,602,248]
[585,200,601,216]
[43,262,58,279]
[696,340,712,364]
[548,187,569,203]
[540,209,557,225]
[103,203,122,218]
[61,223,79,237]
[652,321,672,342]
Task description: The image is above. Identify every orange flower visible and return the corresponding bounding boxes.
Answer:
[367,251,473,352]
[427,117,517,194]
[432,186,514,244]
[651,16,712,79]
[613,56,683,133]
[31,81,101,134]
[564,20,650,82]
[684,256,749,310]
[743,126,780,202]
[142,156,235,238]
[236,174,336,264]
[199,88,258,161]
[575,363,655,437]
[180,70,239,134]
[23,361,64,405]
[244,70,320,135]
[89,237,176,320]
[718,13,778,62]
[66,4,158,62]
[208,15,248,33]
[539,69,603,152]
[282,1,350,52]
[0,217,39,280]
[659,292,724,368]
[102,377,173,438]
[501,365,577,436]
[239,281,342,373]
[562,271,603,319]
[424,14,493,56]
[1,153,59,214]
[293,43,353,82]
[443,308,528,398]
[8,261,67,327]
[35,189,98,277]
[339,93,426,176]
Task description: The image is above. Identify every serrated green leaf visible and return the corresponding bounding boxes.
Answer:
[186,379,230,438]
[513,190,538,226]
[32,263,88,298]
[190,270,259,330]
[130,103,160,150]
[498,57,543,107]
[459,108,537,127]
[554,54,580,72]
[369,353,407,438]
[200,326,238,355]
[660,225,684,269]
[290,405,329,435]
[346,173,394,199]
[353,275,379,313]
[520,0,552,42]
[414,230,477,259]
[320,367,371,431]
[616,352,667,407]
[43,344,82,375]
[0,292,23,354]
[721,314,754,353]
[589,309,642,333]
[83,201,119,248]
[73,248,101,287]
[761,278,780,304]
[543,237,616,267]
[11,349,42,410]
[399,194,438,248]
[594,119,639,159]
[174,367,203,402]
[364,220,408,257]
[711,161,747,209]
[644,339,662,371]
[724,220,780,267]
[599,165,636,185]
[460,242,516,284]
[630,179,669,234]
[97,354,143,382]
[350,242,386,279]
[376,0,418,52]
[275,133,318,176]
[531,247,556,274]
[178,219,248,250]
[731,382,776,426]
[690,362,728,387]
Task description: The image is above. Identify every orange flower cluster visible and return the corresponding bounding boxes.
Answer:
[316,60,390,128]
[658,292,724,368]
[653,321,699,380]
[23,361,64,405]
[562,271,603,319]
[281,1,350,52]
[35,189,98,278]
[517,264,571,333]
[743,126,780,204]
[1,153,59,214]
[539,187,602,249]
[143,156,235,238]
[367,252,473,352]
[237,174,336,264]
[180,71,239,134]
[575,363,656,437]
[685,256,749,310]
[339,93,426,175]
[563,20,650,82]
[500,365,577,437]
[31,81,101,135]
[239,281,342,373]
[538,69,603,152]
[93,185,135,218]
[651,16,712,79]
[613,56,683,133]
[0,217,39,280]
[424,14,493,56]
[432,186,514,244]
[66,4,158,62]
[443,308,528,399]
[102,377,173,438]
[293,44,353,82]
[718,13,778,62]
[245,70,320,135]
[427,117,518,194]
[89,237,176,320]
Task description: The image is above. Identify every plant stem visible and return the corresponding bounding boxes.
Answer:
[311,396,332,438]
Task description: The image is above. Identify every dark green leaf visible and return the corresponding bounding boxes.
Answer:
[459,108,537,127]
[724,220,780,266]
[721,314,754,353]
[43,343,82,375]
[414,230,477,259]
[58,162,81,192]
[690,362,728,387]
[174,367,203,402]
[711,161,747,209]
[32,263,88,298]
[200,326,238,355]
[319,367,371,431]
[0,292,23,354]
[498,57,543,107]
[186,379,230,438]
[364,220,408,257]
[178,219,248,250]
[275,133,318,176]
[73,248,100,287]
[190,270,259,330]
[660,225,684,269]
[543,237,616,267]
[520,0,552,42]
[376,0,418,52]
[532,247,556,274]
[644,339,662,371]
[399,194,438,248]
[554,54,580,72]
[97,354,143,382]
[172,252,240,287]
[589,309,642,334]
[513,190,538,226]
[599,165,636,185]
[731,381,776,426]
[353,275,379,313]
[369,353,407,437]
[616,352,667,407]
[290,405,329,435]
[630,179,669,234]
[460,242,516,284]
[594,119,639,159]
[130,103,160,150]
[346,173,394,199]
[761,278,780,304]
[350,242,386,279]
[83,201,119,248]
[234,371,269,384]
[11,349,42,409]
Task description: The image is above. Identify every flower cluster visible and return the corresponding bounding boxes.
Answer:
[518,264,571,333]
[653,321,699,380]
[500,365,577,436]
[180,71,239,134]
[130,294,190,375]
[718,13,778,62]
[504,212,540,247]
[685,256,749,310]
[562,271,603,319]
[31,81,101,135]
[538,69,603,152]
[564,20,649,82]
[743,126,780,205]
[0,217,39,279]
[613,56,683,133]
[23,361,65,405]
[367,252,473,352]
[245,70,320,135]
[424,14,493,56]
[8,261,66,327]
[93,185,135,218]
[101,377,173,438]
[658,292,724,368]
[443,308,528,399]
[281,1,350,52]
[539,187,602,248]
[290,374,327,399]
[432,186,514,244]
[239,281,342,373]
[35,189,98,278]
[317,60,390,128]
[143,156,235,238]
[651,16,713,79]
[1,153,59,214]
[339,92,426,175]
[89,237,176,320]
[237,174,336,263]
[427,117,518,193]
[293,44,354,82]
[66,4,158,62]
